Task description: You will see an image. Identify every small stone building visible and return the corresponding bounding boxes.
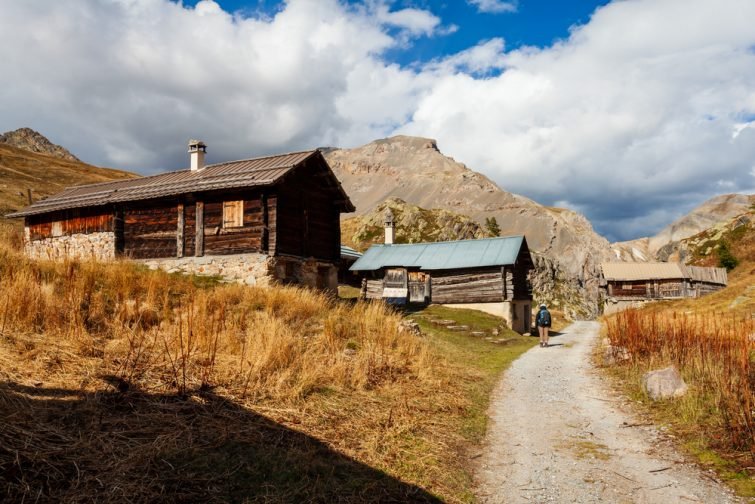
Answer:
[7,141,354,291]
[601,262,728,314]
[350,211,534,333]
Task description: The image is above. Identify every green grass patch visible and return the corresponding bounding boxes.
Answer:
[410,305,537,443]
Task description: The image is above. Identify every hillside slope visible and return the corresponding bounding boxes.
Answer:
[0,141,136,223]
[326,135,612,318]
[611,193,754,262]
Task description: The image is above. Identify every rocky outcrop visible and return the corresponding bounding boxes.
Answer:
[341,198,493,251]
[0,127,80,161]
[327,136,612,318]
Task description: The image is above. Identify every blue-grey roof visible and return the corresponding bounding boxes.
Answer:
[350,236,527,271]
[340,245,363,260]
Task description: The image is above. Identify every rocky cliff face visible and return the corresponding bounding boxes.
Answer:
[326,135,613,318]
[0,127,80,161]
[341,198,494,251]
[611,193,755,262]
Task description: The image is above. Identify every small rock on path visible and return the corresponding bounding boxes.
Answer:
[475,321,742,504]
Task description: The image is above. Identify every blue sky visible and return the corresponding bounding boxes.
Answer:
[1,0,754,242]
[181,0,610,66]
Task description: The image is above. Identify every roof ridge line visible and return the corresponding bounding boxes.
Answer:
[374,235,524,247]
[58,149,319,192]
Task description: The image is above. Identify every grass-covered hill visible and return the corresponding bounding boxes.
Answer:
[0,139,136,224]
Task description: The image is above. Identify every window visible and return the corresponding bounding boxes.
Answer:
[222,200,244,228]
[51,221,63,237]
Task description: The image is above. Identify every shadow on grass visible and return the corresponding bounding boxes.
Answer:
[0,380,441,503]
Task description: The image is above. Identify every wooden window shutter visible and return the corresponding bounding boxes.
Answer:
[222,200,244,228]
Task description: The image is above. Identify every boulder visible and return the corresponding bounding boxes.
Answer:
[642,366,688,400]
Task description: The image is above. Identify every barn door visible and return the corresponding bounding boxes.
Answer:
[408,272,430,304]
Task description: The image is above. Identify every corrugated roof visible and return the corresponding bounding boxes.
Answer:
[350,236,526,271]
[601,262,727,285]
[7,150,354,217]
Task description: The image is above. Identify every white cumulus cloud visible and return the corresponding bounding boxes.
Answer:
[468,0,518,14]
[0,0,754,241]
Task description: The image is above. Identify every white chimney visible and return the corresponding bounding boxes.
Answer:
[384,208,395,245]
[188,139,207,171]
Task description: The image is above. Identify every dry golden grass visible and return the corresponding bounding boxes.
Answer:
[603,260,755,496]
[0,223,529,503]
[0,143,136,225]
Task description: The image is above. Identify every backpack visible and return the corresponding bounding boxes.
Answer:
[538,309,551,327]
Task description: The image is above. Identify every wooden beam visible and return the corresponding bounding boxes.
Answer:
[195,201,204,257]
[177,203,185,258]
[261,192,269,253]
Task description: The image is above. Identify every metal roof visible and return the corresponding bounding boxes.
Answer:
[340,245,363,260]
[601,262,727,285]
[7,150,354,217]
[680,265,728,285]
[350,236,526,271]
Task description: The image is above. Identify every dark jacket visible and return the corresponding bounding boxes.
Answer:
[536,308,551,328]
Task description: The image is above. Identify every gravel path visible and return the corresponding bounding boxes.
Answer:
[475,321,742,504]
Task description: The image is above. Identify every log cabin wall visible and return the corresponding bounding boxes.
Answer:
[183,203,196,257]
[26,208,113,241]
[123,203,178,259]
[429,267,505,304]
[201,190,268,256]
[511,263,532,300]
[275,160,341,262]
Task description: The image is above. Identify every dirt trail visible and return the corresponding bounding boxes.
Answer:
[476,321,742,504]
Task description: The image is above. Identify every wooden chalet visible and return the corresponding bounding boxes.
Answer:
[8,140,355,291]
[350,227,534,333]
[600,262,727,314]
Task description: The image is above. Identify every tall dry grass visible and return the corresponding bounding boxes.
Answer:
[605,309,754,457]
[0,224,427,402]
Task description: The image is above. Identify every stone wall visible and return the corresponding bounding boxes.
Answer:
[141,253,276,286]
[441,300,533,334]
[141,253,339,292]
[24,229,115,261]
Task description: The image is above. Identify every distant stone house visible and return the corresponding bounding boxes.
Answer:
[350,211,534,333]
[7,141,355,291]
[600,262,727,314]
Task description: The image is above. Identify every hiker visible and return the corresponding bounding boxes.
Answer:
[536,304,552,347]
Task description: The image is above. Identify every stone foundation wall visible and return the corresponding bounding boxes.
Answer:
[142,253,276,286]
[441,300,533,334]
[24,229,116,261]
[141,253,339,292]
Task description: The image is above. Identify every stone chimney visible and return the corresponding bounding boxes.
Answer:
[384,208,395,245]
[188,139,207,171]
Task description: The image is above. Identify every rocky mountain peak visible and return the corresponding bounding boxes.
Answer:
[0,127,80,161]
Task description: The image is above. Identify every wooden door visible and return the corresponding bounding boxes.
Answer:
[408,272,430,303]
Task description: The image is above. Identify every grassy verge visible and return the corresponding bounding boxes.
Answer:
[599,262,755,498]
[409,305,538,456]
[0,224,534,503]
